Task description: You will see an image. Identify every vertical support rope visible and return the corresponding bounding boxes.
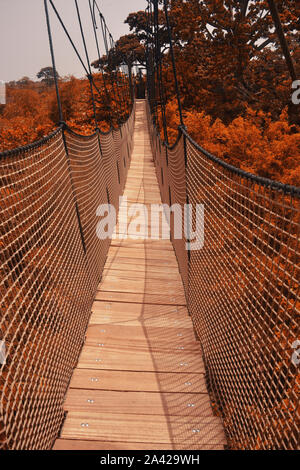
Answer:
[88,0,113,129]
[163,0,184,127]
[109,32,127,115]
[44,0,87,256]
[149,0,158,127]
[99,14,122,125]
[44,0,64,124]
[74,0,99,130]
[154,0,169,145]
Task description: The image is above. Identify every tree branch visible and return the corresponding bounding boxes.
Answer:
[241,0,249,18]
[267,0,297,81]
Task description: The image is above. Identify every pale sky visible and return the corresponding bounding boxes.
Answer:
[0,0,146,82]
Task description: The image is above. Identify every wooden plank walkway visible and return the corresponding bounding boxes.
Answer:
[54,100,226,451]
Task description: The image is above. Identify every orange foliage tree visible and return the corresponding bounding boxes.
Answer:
[0,72,132,152]
[127,0,300,185]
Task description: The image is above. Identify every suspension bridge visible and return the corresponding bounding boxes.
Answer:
[0,0,299,451]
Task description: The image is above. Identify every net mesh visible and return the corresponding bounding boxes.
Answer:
[0,106,135,450]
[147,101,300,450]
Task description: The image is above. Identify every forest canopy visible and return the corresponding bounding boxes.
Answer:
[118,0,300,185]
[0,0,299,185]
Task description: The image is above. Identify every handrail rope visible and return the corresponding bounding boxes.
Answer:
[0,125,63,159]
[180,125,300,196]
[147,1,300,197]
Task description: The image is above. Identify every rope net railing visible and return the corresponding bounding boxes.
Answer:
[0,104,135,450]
[0,0,137,449]
[146,97,300,449]
[145,0,300,450]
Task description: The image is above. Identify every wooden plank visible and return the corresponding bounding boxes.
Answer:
[64,389,214,417]
[98,279,184,296]
[105,256,179,268]
[69,369,208,394]
[94,291,186,306]
[126,180,158,186]
[102,275,183,287]
[107,247,177,261]
[53,439,224,451]
[86,323,196,342]
[101,274,183,289]
[90,302,191,327]
[85,324,199,351]
[124,185,160,189]
[102,261,181,275]
[60,412,226,445]
[122,199,163,205]
[123,192,161,198]
[110,240,174,250]
[124,175,157,180]
[77,345,205,373]
[125,173,158,178]
[102,268,182,282]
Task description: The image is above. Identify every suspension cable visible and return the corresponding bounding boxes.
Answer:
[154,0,169,144]
[49,0,89,75]
[74,0,98,130]
[98,12,122,125]
[44,0,64,124]
[148,0,158,126]
[163,0,184,127]
[145,3,153,106]
[46,0,132,131]
[88,0,113,128]
[93,0,133,121]
[109,32,128,122]
[48,0,107,112]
